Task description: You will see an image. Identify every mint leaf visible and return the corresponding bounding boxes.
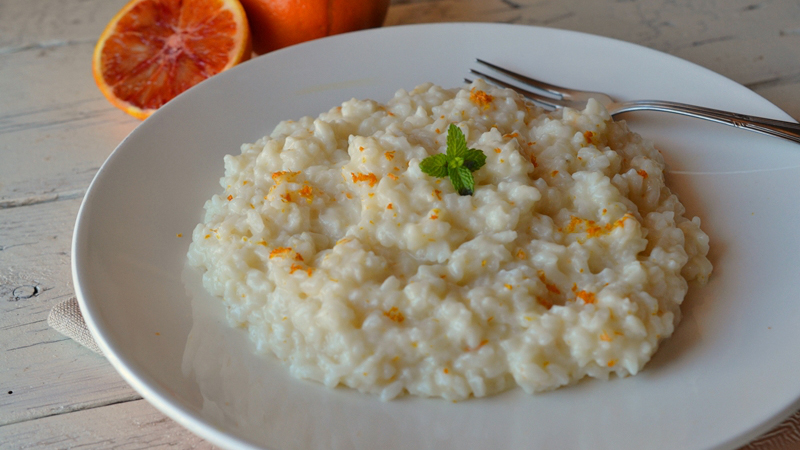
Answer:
[446,124,468,159]
[419,153,449,178]
[420,124,487,196]
[449,166,475,195]
[463,148,486,171]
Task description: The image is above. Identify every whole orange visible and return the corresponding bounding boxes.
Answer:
[239,0,391,54]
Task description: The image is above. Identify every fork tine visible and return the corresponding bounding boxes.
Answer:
[467,70,570,111]
[476,58,568,98]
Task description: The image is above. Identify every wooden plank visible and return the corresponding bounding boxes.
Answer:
[0,0,136,202]
[0,398,217,449]
[0,0,136,203]
[0,197,140,426]
[658,1,800,85]
[750,78,800,122]
[0,41,139,204]
[0,0,128,51]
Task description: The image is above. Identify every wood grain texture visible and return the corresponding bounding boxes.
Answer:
[0,41,137,205]
[0,399,218,450]
[0,0,126,50]
[1,0,799,448]
[0,198,141,426]
[0,0,136,204]
[741,409,800,450]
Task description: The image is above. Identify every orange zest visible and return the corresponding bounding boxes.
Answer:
[269,247,293,258]
[92,0,252,119]
[384,307,405,323]
[469,88,494,109]
[537,271,561,295]
[576,290,596,304]
[351,172,378,187]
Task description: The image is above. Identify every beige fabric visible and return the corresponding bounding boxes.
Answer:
[48,297,103,355]
[48,298,800,448]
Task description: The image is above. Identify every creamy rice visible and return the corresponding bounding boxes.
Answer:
[187,80,712,401]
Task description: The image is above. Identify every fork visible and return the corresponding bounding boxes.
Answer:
[469,59,800,145]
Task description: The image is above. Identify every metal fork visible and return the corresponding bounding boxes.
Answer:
[469,59,800,145]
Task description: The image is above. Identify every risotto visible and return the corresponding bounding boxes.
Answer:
[187,80,712,401]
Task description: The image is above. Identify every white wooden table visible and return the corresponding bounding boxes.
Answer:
[2,0,798,448]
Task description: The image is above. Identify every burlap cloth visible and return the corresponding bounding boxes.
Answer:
[48,297,104,355]
[49,297,800,449]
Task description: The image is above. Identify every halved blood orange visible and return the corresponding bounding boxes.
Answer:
[92,0,252,119]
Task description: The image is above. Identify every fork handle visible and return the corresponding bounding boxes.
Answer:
[614,100,800,145]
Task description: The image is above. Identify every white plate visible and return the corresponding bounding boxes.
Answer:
[73,23,800,450]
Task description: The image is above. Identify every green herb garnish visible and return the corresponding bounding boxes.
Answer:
[419,124,486,196]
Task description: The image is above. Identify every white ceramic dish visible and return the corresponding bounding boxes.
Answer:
[73,23,800,450]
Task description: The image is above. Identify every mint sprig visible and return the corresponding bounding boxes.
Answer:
[420,124,486,195]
